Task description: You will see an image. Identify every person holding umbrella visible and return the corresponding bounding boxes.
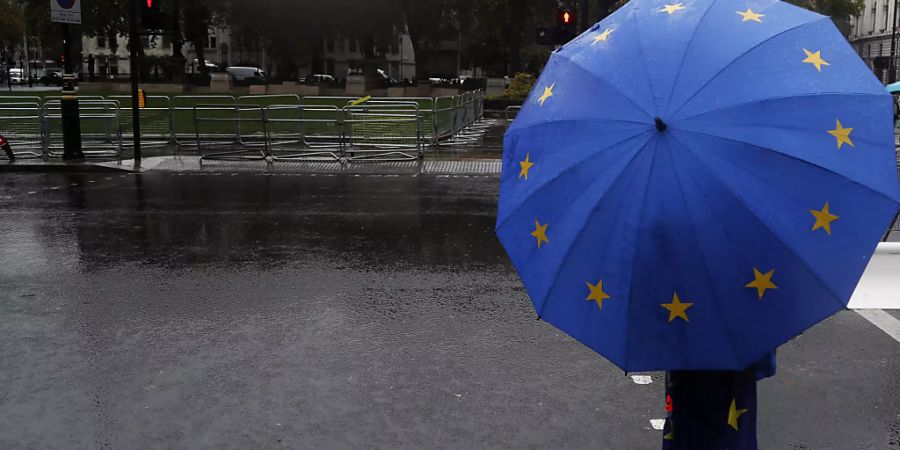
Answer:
[496,0,900,448]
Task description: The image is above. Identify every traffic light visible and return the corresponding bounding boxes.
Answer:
[556,8,577,44]
[140,0,169,31]
[558,8,575,28]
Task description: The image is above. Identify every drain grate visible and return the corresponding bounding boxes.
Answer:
[150,157,502,175]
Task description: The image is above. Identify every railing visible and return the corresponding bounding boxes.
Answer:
[0,91,487,159]
[43,99,122,158]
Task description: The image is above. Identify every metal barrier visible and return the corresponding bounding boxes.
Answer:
[0,96,44,106]
[238,95,301,147]
[43,99,122,158]
[266,104,343,160]
[0,102,44,158]
[193,104,267,160]
[108,95,174,147]
[505,105,521,123]
[174,95,237,146]
[343,101,423,161]
[0,91,486,160]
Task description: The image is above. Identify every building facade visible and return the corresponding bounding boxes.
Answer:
[848,0,900,82]
[80,27,266,80]
[81,29,417,82]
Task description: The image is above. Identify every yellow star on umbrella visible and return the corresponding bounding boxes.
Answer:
[537,83,555,106]
[531,219,549,248]
[727,399,749,431]
[660,3,686,14]
[827,119,854,149]
[810,202,839,234]
[737,8,764,22]
[519,153,534,179]
[586,280,611,309]
[592,28,614,44]
[802,48,830,72]
[745,268,777,299]
[661,292,693,322]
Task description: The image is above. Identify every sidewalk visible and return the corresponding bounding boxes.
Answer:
[1,153,503,176]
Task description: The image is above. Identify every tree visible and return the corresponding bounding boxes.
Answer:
[788,0,864,33]
[0,0,24,50]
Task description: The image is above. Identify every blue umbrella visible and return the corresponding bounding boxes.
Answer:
[886,81,900,94]
[497,0,900,371]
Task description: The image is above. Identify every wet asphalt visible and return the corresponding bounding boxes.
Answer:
[0,172,898,450]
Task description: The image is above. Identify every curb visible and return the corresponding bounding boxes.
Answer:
[0,160,137,173]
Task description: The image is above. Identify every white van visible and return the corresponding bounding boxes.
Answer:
[226,66,267,86]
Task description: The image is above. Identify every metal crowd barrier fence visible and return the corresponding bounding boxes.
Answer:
[0,91,485,157]
[0,96,44,106]
[108,95,174,147]
[0,102,44,158]
[238,95,301,147]
[174,95,237,147]
[193,104,267,161]
[343,101,423,161]
[505,105,521,123]
[43,99,122,158]
[266,104,343,161]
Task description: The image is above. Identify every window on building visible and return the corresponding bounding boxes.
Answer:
[349,39,357,53]
[97,36,106,48]
[872,4,878,32]
[326,38,335,53]
[389,40,398,55]
[884,4,890,30]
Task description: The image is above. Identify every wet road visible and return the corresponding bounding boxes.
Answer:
[0,172,898,449]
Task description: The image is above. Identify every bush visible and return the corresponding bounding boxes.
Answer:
[484,96,524,111]
[504,72,536,99]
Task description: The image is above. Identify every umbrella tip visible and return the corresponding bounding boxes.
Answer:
[654,117,667,132]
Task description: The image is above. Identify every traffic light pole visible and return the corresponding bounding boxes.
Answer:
[129,0,142,165]
[61,23,83,160]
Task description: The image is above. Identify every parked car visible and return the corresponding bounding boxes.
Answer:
[8,68,24,85]
[301,73,336,85]
[40,70,63,86]
[226,66,267,86]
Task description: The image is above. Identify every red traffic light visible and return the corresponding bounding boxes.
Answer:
[558,8,575,27]
[147,0,153,7]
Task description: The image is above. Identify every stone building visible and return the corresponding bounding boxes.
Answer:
[848,0,900,82]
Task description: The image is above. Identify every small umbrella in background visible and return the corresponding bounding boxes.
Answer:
[497,0,900,372]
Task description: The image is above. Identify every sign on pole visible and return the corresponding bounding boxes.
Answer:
[51,0,82,25]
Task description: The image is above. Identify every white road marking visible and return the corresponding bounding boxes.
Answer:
[631,375,653,385]
[650,419,665,430]
[855,309,900,343]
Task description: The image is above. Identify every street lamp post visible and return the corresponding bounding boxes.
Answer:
[890,0,899,83]
[129,0,142,164]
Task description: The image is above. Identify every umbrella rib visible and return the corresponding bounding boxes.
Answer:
[666,139,743,367]
[631,8,662,114]
[622,136,662,371]
[675,127,900,203]
[660,0,722,116]
[508,117,652,136]
[535,135,655,319]
[551,53,656,121]
[667,16,829,119]
[674,92,887,122]
[496,128,654,229]
[670,133,851,314]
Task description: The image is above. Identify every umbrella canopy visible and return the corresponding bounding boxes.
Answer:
[497,0,900,371]
[886,81,900,93]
